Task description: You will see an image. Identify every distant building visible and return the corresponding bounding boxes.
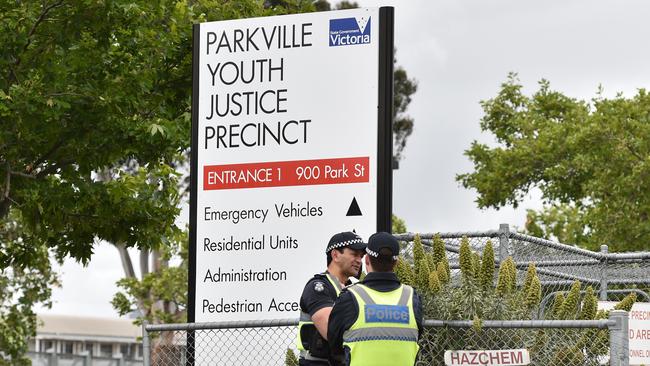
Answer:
[28,314,142,366]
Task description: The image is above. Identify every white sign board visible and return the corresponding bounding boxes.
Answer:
[599,301,650,365]
[444,349,531,366]
[189,7,393,323]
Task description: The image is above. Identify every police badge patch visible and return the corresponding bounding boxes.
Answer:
[314,282,325,292]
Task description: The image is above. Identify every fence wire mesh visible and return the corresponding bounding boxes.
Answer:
[145,227,643,365]
[395,226,650,316]
[146,323,296,366]
[145,316,628,366]
[418,321,622,366]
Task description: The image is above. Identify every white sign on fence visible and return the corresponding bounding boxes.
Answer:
[189,7,394,323]
[444,349,531,366]
[599,301,650,365]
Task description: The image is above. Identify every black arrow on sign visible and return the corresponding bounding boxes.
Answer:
[346,197,362,216]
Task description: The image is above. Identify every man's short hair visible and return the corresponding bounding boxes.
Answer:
[365,232,399,272]
[368,247,397,272]
[326,247,344,266]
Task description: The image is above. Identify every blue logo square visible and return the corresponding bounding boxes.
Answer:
[329,17,371,47]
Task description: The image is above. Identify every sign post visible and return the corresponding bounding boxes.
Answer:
[189,7,394,325]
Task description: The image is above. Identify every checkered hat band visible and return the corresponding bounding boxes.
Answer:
[366,247,399,261]
[326,238,364,253]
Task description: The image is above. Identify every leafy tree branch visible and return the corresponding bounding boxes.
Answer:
[458,73,650,251]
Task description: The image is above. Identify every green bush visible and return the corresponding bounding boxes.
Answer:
[401,235,637,366]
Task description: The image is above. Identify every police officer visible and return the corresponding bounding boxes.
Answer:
[298,231,366,365]
[328,232,423,366]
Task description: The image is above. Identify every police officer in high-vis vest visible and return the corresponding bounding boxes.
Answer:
[328,232,423,366]
[298,232,366,365]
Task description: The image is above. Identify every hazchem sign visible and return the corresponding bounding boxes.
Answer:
[444,349,531,366]
[189,7,394,324]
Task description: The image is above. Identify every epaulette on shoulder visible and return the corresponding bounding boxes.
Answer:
[307,272,331,285]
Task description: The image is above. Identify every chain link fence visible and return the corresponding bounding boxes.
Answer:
[418,313,629,366]
[394,224,650,314]
[143,311,629,366]
[143,320,296,366]
[143,226,647,365]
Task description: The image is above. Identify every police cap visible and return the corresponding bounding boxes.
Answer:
[326,231,366,254]
[366,232,400,260]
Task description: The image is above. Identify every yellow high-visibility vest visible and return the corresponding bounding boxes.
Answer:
[342,283,419,366]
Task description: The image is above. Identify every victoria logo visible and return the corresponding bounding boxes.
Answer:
[329,16,371,47]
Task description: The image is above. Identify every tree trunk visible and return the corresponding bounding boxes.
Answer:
[115,242,136,279]
[1,162,11,219]
[140,249,149,278]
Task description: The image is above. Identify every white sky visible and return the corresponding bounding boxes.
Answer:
[36,0,650,318]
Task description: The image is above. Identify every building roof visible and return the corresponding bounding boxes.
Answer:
[37,314,141,342]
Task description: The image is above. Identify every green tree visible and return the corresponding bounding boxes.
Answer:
[111,227,188,325]
[524,204,588,248]
[107,0,302,328]
[0,0,416,362]
[107,0,318,325]
[392,62,418,161]
[1,0,312,361]
[392,214,407,233]
[1,213,57,365]
[457,73,650,251]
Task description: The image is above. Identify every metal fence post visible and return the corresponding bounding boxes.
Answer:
[600,244,609,300]
[609,310,629,366]
[499,224,510,261]
[142,321,151,366]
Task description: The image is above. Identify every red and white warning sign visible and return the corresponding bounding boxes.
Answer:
[599,301,650,365]
[444,349,531,366]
